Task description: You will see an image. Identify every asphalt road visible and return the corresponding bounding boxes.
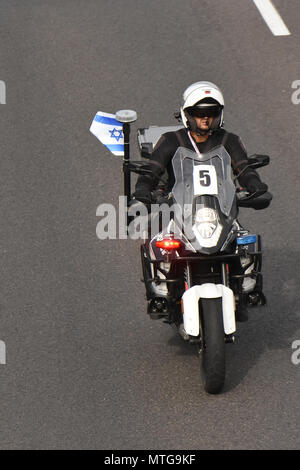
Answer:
[0,0,299,450]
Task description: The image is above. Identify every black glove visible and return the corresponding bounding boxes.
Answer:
[246,178,268,196]
[131,189,152,205]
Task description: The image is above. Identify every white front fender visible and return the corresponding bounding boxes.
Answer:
[182,284,236,336]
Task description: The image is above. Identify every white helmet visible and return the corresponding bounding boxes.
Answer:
[180,81,224,133]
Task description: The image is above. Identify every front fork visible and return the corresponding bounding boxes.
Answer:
[184,261,229,288]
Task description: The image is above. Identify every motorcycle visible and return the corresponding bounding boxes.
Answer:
[91,111,272,394]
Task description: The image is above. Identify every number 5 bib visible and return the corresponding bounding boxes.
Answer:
[193,165,218,196]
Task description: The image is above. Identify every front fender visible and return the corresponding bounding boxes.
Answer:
[182,284,236,336]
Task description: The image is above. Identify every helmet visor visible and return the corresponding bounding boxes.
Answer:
[188,105,220,118]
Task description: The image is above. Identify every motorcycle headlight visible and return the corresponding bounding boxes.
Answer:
[192,207,222,247]
[194,208,217,238]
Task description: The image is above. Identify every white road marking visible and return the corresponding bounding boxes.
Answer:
[0,80,6,104]
[0,340,6,364]
[253,0,291,36]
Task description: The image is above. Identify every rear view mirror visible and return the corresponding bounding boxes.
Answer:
[238,191,272,210]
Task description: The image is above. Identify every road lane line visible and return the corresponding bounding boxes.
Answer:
[0,340,6,365]
[253,0,291,36]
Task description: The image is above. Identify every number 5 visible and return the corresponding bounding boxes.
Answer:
[199,170,211,187]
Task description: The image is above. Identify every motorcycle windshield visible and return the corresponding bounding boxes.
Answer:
[171,145,237,253]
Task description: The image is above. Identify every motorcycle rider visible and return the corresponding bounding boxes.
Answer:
[133,81,268,203]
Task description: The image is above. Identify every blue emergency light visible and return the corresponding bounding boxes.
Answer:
[236,234,257,245]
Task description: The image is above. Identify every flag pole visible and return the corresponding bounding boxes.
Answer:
[123,122,131,199]
[115,110,137,225]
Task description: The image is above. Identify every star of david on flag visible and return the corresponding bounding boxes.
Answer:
[90,111,124,156]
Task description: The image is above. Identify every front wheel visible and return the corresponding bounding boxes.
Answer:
[199,297,225,394]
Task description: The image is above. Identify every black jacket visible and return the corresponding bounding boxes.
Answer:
[136,127,261,193]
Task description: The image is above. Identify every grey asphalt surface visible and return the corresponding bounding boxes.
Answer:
[0,0,299,450]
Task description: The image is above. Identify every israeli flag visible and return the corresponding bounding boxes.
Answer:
[90,111,124,156]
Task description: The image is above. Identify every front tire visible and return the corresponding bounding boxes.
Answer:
[199,297,225,394]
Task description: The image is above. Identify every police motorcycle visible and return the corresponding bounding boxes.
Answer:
[90,109,272,394]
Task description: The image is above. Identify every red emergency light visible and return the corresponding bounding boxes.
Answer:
[155,238,182,250]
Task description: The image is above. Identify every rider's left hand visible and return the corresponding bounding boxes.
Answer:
[247,178,268,196]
